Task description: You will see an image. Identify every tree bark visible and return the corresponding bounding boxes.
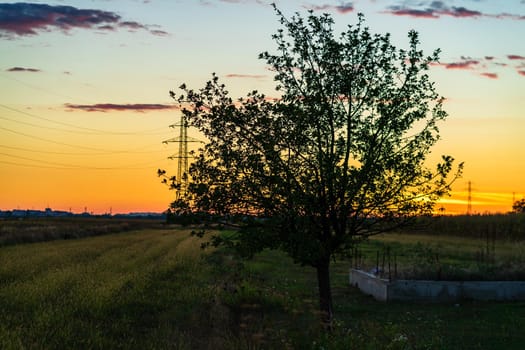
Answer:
[316,257,334,330]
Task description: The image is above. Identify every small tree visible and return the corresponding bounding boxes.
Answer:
[169,6,462,326]
[513,199,525,213]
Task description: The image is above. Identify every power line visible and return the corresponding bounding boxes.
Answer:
[0,159,162,170]
[1,152,84,168]
[0,104,169,135]
[0,152,167,170]
[0,159,76,170]
[0,115,98,134]
[0,72,83,103]
[0,73,174,173]
[0,144,164,155]
[0,126,166,154]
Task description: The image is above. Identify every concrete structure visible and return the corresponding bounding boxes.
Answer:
[349,269,525,302]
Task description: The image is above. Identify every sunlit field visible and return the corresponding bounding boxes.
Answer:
[1,218,525,349]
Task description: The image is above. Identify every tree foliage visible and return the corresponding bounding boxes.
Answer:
[168,6,462,324]
[513,199,525,213]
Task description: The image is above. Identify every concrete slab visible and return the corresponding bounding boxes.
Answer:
[349,269,525,302]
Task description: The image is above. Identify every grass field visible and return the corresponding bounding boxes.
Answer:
[0,217,163,246]
[1,225,525,349]
[362,232,525,280]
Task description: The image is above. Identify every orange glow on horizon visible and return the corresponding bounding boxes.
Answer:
[436,191,523,215]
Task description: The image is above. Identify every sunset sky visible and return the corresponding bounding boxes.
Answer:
[1,0,524,215]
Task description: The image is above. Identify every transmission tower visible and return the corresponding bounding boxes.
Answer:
[163,114,200,200]
[467,181,472,215]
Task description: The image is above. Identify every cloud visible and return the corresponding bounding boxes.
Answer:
[385,1,524,20]
[479,72,498,79]
[0,3,169,38]
[225,73,267,79]
[200,0,269,6]
[65,103,178,112]
[6,67,41,72]
[442,59,480,70]
[119,21,148,31]
[150,29,170,36]
[433,54,525,79]
[507,54,525,60]
[304,3,354,14]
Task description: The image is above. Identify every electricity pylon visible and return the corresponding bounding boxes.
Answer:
[467,181,472,215]
[163,114,201,200]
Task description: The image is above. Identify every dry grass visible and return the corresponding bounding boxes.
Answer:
[0,217,163,246]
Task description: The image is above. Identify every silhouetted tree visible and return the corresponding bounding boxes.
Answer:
[169,6,462,326]
[513,199,525,213]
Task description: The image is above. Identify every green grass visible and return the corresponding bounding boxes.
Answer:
[1,227,525,349]
[405,213,525,240]
[363,233,525,280]
[0,228,228,349]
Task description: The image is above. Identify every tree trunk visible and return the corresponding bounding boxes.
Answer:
[316,258,334,330]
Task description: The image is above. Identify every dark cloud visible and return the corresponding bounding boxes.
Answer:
[150,29,170,36]
[386,8,438,18]
[507,54,525,60]
[518,70,525,77]
[385,1,524,20]
[119,21,148,31]
[305,3,354,14]
[97,24,115,31]
[6,66,41,72]
[0,3,169,38]
[65,103,177,112]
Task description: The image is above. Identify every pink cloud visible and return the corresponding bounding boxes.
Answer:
[225,73,266,79]
[518,70,525,77]
[444,60,480,70]
[305,3,354,14]
[385,2,523,20]
[480,72,498,79]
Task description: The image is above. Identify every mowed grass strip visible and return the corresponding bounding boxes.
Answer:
[0,228,228,349]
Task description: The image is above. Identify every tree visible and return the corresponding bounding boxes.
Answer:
[169,6,462,326]
[513,199,525,213]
